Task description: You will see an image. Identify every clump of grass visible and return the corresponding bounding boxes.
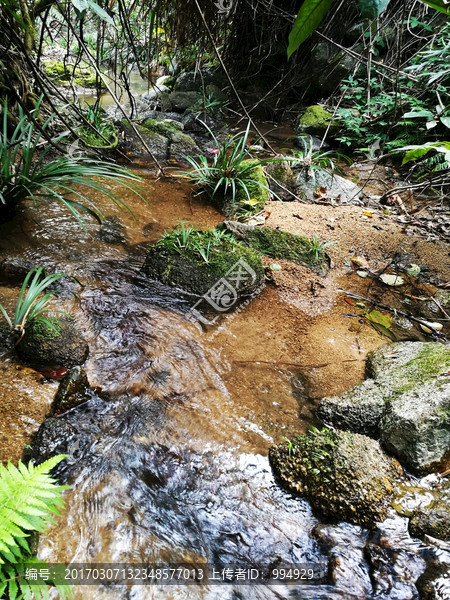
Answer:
[291,135,352,187]
[307,234,337,262]
[0,267,75,345]
[179,122,275,208]
[77,103,118,148]
[156,223,236,264]
[0,98,143,228]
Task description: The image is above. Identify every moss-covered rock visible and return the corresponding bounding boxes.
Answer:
[266,158,297,201]
[169,131,200,158]
[43,59,99,88]
[408,479,450,542]
[269,428,402,527]
[51,366,92,416]
[221,223,329,274]
[140,117,184,137]
[118,119,169,159]
[16,316,88,368]
[318,342,450,474]
[297,105,339,136]
[142,229,265,297]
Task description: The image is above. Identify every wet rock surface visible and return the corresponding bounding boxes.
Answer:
[16,316,88,368]
[318,342,450,474]
[31,417,79,464]
[409,479,450,542]
[269,429,403,527]
[51,366,94,416]
[142,242,265,297]
[97,215,127,244]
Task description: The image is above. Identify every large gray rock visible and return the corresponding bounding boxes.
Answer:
[269,428,402,528]
[318,342,450,474]
[295,167,362,203]
[173,69,224,93]
[168,91,202,112]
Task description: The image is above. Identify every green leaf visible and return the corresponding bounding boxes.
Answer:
[366,309,392,329]
[287,0,335,58]
[440,116,450,128]
[358,0,392,18]
[86,0,115,25]
[419,0,450,14]
[402,110,434,119]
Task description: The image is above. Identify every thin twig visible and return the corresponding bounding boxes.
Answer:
[193,0,277,156]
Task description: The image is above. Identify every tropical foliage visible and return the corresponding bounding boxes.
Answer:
[0,267,73,344]
[0,99,143,227]
[288,0,449,58]
[0,455,72,600]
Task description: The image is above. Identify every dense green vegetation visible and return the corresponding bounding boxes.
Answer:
[0,455,71,599]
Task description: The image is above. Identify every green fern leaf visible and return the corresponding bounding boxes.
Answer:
[0,455,72,599]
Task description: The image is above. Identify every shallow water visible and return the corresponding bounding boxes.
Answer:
[1,169,449,599]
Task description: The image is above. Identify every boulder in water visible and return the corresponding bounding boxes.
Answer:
[269,428,403,528]
[16,316,88,368]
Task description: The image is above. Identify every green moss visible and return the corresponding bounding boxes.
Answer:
[27,317,63,342]
[43,60,100,89]
[140,118,183,138]
[298,105,339,134]
[387,344,450,400]
[234,160,270,213]
[243,227,328,270]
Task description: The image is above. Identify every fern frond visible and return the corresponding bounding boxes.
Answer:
[0,456,72,598]
[0,456,69,564]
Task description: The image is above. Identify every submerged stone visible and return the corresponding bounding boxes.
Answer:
[408,479,450,542]
[269,428,402,528]
[52,366,92,416]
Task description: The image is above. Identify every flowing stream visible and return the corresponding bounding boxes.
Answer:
[1,168,449,600]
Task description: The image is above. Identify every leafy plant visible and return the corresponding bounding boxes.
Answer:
[287,0,447,57]
[156,225,237,264]
[77,103,118,148]
[0,267,73,344]
[307,234,337,261]
[0,455,72,600]
[282,436,294,457]
[192,92,225,116]
[0,98,144,228]
[292,136,351,182]
[179,122,274,207]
